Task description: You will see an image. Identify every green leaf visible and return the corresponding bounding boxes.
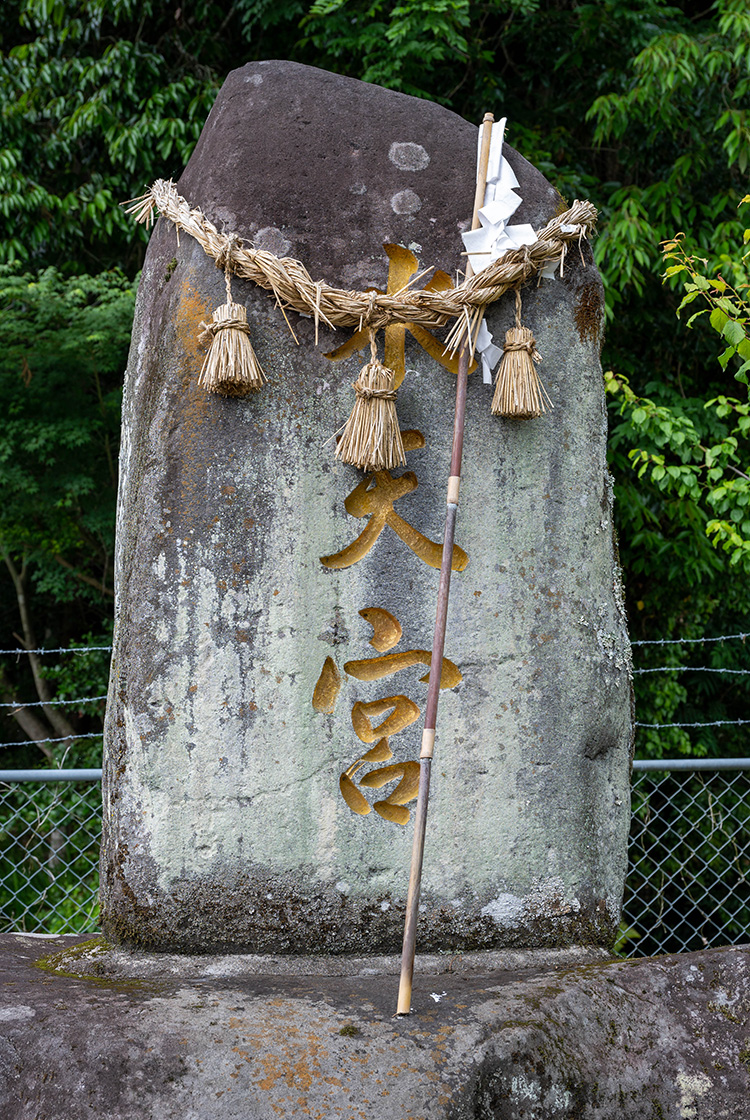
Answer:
[718,345,737,370]
[676,290,701,314]
[723,319,746,346]
[710,307,730,334]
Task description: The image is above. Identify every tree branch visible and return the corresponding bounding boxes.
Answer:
[54,554,114,597]
[3,708,55,763]
[1,543,76,738]
[0,670,54,762]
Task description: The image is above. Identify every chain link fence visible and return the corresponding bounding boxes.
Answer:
[0,770,102,934]
[1,762,748,953]
[622,759,750,956]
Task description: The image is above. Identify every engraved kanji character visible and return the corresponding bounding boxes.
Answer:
[339,737,420,825]
[321,432,469,571]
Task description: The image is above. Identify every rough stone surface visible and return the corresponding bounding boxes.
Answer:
[103,60,633,953]
[2,936,749,1119]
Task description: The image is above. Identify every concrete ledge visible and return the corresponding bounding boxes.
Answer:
[2,935,748,1118]
[31,936,610,980]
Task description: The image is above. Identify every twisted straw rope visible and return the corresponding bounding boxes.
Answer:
[124,179,597,351]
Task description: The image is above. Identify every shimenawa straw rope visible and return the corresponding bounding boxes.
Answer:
[124,177,594,462]
[124,181,596,353]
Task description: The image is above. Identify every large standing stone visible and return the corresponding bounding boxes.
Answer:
[102,60,632,953]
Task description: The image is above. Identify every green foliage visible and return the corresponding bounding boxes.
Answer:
[0,265,134,766]
[588,0,750,312]
[663,213,750,387]
[0,265,135,588]
[606,372,750,573]
[0,0,245,271]
[301,0,474,99]
[613,920,641,956]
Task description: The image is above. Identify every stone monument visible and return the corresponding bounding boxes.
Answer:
[101,60,633,953]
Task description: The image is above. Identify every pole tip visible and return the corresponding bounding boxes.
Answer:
[396,978,413,1016]
[482,112,495,124]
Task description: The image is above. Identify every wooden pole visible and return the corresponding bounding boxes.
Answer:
[396,112,495,1016]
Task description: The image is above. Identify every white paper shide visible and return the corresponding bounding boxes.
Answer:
[462,118,548,383]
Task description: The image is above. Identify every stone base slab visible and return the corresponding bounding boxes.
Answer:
[1,935,748,1119]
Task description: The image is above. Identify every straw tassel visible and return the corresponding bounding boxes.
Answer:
[491,289,552,418]
[335,332,406,472]
[198,247,265,397]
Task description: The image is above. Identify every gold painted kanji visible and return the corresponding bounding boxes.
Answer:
[339,738,421,826]
[320,432,469,572]
[351,695,421,743]
[344,650,462,690]
[313,608,462,825]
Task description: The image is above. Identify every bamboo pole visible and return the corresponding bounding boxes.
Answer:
[396,113,495,1016]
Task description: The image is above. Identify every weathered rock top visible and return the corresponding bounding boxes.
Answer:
[179,60,555,291]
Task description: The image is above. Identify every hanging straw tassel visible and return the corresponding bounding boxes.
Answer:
[198,244,265,397]
[335,331,406,472]
[491,289,551,418]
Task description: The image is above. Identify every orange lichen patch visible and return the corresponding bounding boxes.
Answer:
[351,695,420,743]
[174,278,212,365]
[359,607,402,652]
[290,1059,313,1091]
[344,650,462,690]
[231,1026,331,1098]
[312,656,341,713]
